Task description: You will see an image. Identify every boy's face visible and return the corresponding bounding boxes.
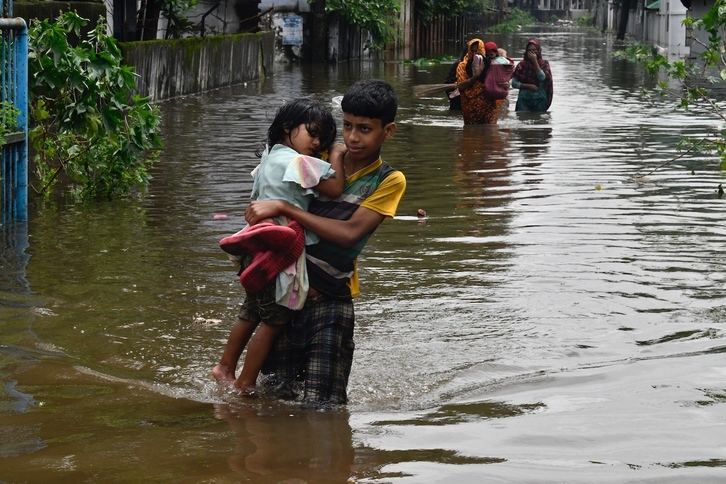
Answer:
[341,113,396,165]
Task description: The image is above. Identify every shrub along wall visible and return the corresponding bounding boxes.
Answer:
[120,31,275,102]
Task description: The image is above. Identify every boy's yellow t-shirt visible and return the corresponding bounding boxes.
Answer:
[346,159,407,298]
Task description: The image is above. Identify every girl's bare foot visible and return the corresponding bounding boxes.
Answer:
[212,364,235,388]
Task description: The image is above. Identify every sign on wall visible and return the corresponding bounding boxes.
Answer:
[282,14,303,46]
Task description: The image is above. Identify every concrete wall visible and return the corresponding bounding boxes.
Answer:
[647,3,689,59]
[690,1,712,58]
[120,31,275,101]
[625,1,689,59]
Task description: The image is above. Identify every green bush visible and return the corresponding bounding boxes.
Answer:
[28,11,163,200]
[0,101,20,146]
[576,14,594,27]
[326,0,400,52]
[488,8,537,33]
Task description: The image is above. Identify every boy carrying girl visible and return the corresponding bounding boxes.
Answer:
[243,79,407,405]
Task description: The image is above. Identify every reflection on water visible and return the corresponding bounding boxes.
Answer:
[214,402,355,482]
[2,27,726,481]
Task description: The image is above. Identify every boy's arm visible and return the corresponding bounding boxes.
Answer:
[314,143,347,198]
[245,200,385,249]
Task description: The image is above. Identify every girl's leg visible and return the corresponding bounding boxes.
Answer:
[212,317,258,386]
[235,323,284,390]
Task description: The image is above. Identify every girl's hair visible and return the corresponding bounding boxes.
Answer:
[258,98,337,157]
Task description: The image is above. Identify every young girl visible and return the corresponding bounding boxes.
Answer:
[212,98,346,394]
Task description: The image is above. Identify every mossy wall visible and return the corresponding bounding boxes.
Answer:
[120,31,275,101]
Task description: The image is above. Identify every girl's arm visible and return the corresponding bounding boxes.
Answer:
[314,143,347,198]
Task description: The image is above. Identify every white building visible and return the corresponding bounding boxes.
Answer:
[631,0,690,58]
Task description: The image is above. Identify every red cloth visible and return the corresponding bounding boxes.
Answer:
[483,61,514,100]
[219,222,297,256]
[239,221,305,293]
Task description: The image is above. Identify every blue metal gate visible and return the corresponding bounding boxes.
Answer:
[1,14,29,226]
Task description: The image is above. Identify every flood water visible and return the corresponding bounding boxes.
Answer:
[2,26,726,482]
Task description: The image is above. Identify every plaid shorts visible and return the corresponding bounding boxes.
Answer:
[260,296,355,405]
[237,254,293,327]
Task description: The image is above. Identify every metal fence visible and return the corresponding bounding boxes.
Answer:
[1,16,28,226]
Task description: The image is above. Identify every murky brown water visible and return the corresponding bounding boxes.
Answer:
[2,26,726,482]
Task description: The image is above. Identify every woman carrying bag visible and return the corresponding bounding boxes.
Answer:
[456,39,512,125]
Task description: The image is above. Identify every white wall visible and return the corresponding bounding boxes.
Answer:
[628,1,689,58]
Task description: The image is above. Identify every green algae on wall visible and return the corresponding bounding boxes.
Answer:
[120,31,275,102]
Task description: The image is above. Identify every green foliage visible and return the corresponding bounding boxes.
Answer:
[575,14,595,27]
[488,8,537,33]
[620,0,726,173]
[405,55,457,65]
[324,0,400,51]
[161,0,198,39]
[612,40,653,62]
[28,11,163,200]
[416,0,490,23]
[0,101,20,146]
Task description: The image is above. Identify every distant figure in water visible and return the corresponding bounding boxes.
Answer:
[511,39,554,112]
[456,39,511,125]
[443,44,469,111]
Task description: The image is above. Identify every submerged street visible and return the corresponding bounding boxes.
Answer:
[1,26,726,482]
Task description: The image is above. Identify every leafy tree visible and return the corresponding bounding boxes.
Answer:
[28,11,163,200]
[487,7,537,33]
[622,0,726,173]
[160,0,198,39]
[134,0,198,41]
[324,0,491,51]
[416,0,490,23]
[324,0,401,51]
[575,14,595,28]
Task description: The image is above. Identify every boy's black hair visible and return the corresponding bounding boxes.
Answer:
[340,79,397,126]
[262,98,337,156]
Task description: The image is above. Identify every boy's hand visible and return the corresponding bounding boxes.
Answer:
[245,200,286,225]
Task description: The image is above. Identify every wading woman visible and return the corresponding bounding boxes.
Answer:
[456,39,506,125]
[511,39,554,112]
